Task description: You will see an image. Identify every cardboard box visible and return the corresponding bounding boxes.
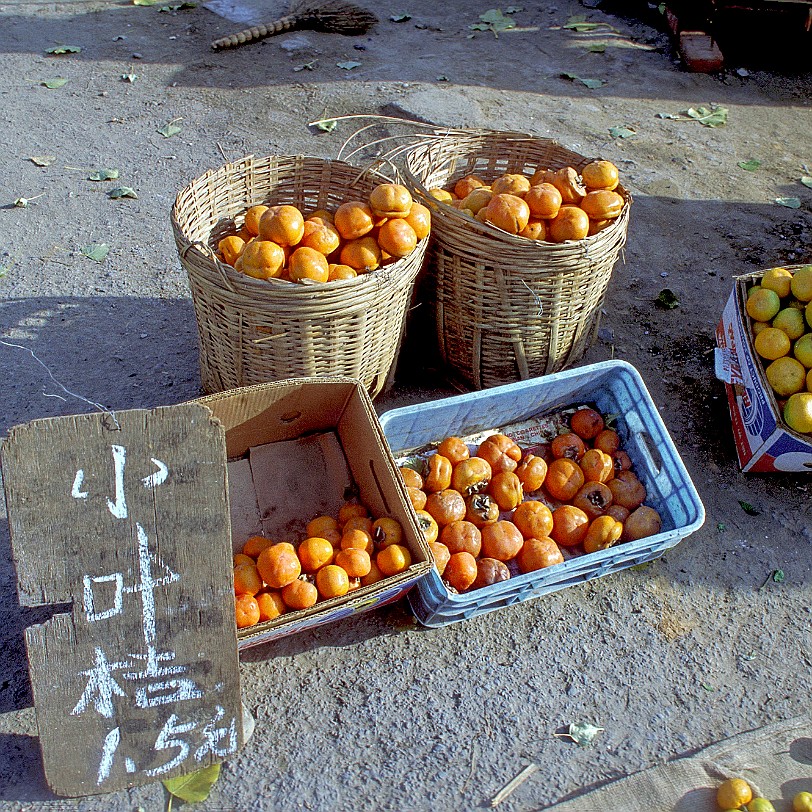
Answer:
[715,272,812,472]
[198,377,433,649]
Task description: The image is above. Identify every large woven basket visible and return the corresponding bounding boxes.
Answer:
[171,155,427,397]
[402,129,631,390]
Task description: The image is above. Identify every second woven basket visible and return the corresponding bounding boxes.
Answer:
[403,129,631,390]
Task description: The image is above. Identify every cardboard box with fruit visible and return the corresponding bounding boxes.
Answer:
[715,265,812,473]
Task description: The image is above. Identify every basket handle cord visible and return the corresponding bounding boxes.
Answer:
[181,239,238,294]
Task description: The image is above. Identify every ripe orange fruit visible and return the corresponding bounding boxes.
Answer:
[425,489,467,527]
[454,175,485,199]
[414,509,439,544]
[288,246,329,283]
[343,515,374,536]
[517,537,564,572]
[235,594,261,628]
[580,448,615,483]
[491,173,531,196]
[404,201,431,240]
[361,559,385,586]
[243,535,274,558]
[243,205,269,236]
[338,502,369,525]
[372,517,403,548]
[581,160,619,191]
[256,543,302,589]
[515,454,547,492]
[335,547,372,578]
[512,500,554,539]
[233,563,263,596]
[340,527,374,555]
[519,220,546,241]
[376,544,412,576]
[583,515,623,553]
[754,327,791,361]
[429,541,451,575]
[407,486,428,511]
[218,235,245,266]
[477,433,521,475]
[464,492,500,527]
[255,589,286,621]
[300,219,341,255]
[233,552,255,568]
[438,436,470,465]
[483,193,530,234]
[334,200,375,240]
[340,235,381,272]
[551,167,586,204]
[236,240,286,280]
[444,550,478,592]
[297,536,335,572]
[524,182,562,219]
[544,458,585,502]
[480,520,524,561]
[328,263,357,281]
[425,453,453,492]
[580,189,624,220]
[315,564,350,598]
[489,471,523,511]
[281,578,319,610]
[306,515,340,540]
[551,432,586,461]
[570,407,605,440]
[548,205,589,242]
[550,505,590,547]
[400,465,424,489]
[369,183,413,218]
[377,219,418,258]
[451,456,492,496]
[439,520,482,557]
[258,204,305,246]
[717,778,753,810]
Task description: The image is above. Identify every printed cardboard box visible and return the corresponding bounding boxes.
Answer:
[715,272,812,472]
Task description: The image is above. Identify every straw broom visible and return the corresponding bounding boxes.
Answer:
[211,0,377,50]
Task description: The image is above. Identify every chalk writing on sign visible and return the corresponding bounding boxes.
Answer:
[68,443,238,786]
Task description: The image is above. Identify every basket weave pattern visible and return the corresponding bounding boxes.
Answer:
[403,130,631,389]
[171,155,426,397]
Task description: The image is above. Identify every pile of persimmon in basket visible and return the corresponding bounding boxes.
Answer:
[429,160,624,242]
[233,501,410,629]
[216,182,431,283]
[399,406,662,594]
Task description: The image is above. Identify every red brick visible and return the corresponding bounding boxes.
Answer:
[679,30,725,73]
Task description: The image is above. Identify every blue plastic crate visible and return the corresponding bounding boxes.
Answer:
[378,360,706,627]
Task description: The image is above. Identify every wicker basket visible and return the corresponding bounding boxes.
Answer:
[402,129,631,390]
[171,155,427,397]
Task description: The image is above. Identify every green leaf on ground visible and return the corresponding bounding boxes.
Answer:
[133,0,161,5]
[390,13,411,22]
[313,118,337,132]
[587,43,606,53]
[557,722,604,747]
[108,186,137,199]
[717,522,726,532]
[772,569,785,583]
[775,197,801,209]
[561,72,605,88]
[88,168,120,181]
[121,72,138,82]
[41,77,68,88]
[801,176,812,188]
[470,8,516,36]
[737,159,761,171]
[655,289,680,309]
[163,764,221,804]
[563,15,617,32]
[293,61,316,72]
[157,119,182,138]
[684,105,728,127]
[609,125,636,138]
[738,500,761,516]
[46,45,81,54]
[29,156,56,166]
[336,60,361,70]
[701,683,715,692]
[81,243,110,262]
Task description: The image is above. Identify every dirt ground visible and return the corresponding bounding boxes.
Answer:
[0,0,811,810]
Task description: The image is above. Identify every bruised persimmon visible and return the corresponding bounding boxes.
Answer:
[464,493,500,528]
[235,594,261,628]
[258,204,305,246]
[289,246,329,283]
[424,453,453,492]
[334,200,375,240]
[425,489,466,527]
[257,543,302,589]
[218,235,245,266]
[611,450,633,472]
[440,520,482,557]
[480,520,524,562]
[512,500,554,540]
[281,578,319,610]
[444,551,478,592]
[515,453,547,492]
[372,517,403,548]
[517,537,564,573]
[593,429,621,454]
[414,509,439,544]
[399,466,424,489]
[544,457,585,502]
[570,407,605,440]
[477,433,522,474]
[622,506,662,541]
[572,481,613,519]
[438,436,470,465]
[429,541,451,576]
[489,471,523,511]
[583,515,623,554]
[315,564,350,598]
[300,219,341,256]
[550,504,590,547]
[233,563,263,596]
[297,536,335,572]
[472,557,511,590]
[579,448,615,484]
[605,504,630,523]
[451,456,492,496]
[454,175,485,199]
[608,470,647,510]
[551,432,586,461]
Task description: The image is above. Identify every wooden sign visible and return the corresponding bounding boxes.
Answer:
[1,404,243,797]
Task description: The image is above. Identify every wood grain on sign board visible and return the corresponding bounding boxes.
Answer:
[0,404,243,797]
